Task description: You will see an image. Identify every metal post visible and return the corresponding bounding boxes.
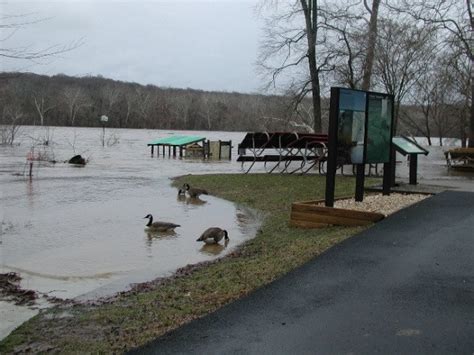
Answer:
[390,146,397,187]
[355,164,365,201]
[409,154,418,185]
[382,162,391,195]
[325,88,340,207]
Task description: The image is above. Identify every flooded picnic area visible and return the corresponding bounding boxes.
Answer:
[0,126,471,339]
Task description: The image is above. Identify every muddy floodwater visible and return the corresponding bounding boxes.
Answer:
[0,127,471,340]
[0,127,261,339]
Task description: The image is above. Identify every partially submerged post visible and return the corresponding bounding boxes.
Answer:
[100,115,108,147]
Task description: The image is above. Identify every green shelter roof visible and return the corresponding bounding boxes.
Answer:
[148,135,206,146]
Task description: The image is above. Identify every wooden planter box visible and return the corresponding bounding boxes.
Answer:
[290,199,385,228]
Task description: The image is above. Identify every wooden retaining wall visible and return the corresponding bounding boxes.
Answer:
[290,199,385,228]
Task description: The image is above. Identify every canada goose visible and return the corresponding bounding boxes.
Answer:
[183,183,208,198]
[196,227,229,244]
[144,214,180,232]
[177,188,187,202]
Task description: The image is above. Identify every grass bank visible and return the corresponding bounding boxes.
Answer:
[1,174,376,353]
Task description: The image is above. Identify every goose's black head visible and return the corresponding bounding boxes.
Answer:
[178,188,185,196]
[223,230,229,240]
[144,214,152,219]
[183,183,190,191]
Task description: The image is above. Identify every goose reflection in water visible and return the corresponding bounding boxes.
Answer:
[145,229,177,243]
[176,194,207,206]
[199,238,229,256]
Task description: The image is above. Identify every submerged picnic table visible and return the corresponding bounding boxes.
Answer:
[148,135,206,157]
[237,132,329,174]
[445,148,474,171]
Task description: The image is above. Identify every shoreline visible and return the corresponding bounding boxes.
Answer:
[0,174,423,353]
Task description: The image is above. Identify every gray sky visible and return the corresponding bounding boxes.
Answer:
[1,0,263,93]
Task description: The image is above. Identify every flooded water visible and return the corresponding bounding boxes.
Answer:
[0,126,471,339]
[0,126,262,339]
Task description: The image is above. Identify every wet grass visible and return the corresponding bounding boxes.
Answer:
[0,174,377,353]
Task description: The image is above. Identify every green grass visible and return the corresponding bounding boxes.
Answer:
[0,174,377,353]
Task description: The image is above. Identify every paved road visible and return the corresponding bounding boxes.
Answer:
[132,191,474,354]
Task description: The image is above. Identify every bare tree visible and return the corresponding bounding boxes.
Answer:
[200,94,217,130]
[63,87,91,126]
[373,19,437,131]
[170,93,192,129]
[403,70,457,146]
[121,90,136,128]
[0,104,23,145]
[443,38,472,147]
[388,0,473,146]
[257,0,335,132]
[32,94,55,126]
[101,84,120,116]
[361,0,381,90]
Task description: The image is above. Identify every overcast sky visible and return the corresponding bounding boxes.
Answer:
[1,0,263,93]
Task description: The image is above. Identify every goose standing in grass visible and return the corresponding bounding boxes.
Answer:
[183,183,208,198]
[144,214,180,232]
[196,227,229,244]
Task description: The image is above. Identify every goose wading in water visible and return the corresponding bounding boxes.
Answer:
[183,183,208,198]
[196,227,229,244]
[144,214,180,232]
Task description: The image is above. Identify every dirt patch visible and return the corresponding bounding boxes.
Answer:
[0,273,72,307]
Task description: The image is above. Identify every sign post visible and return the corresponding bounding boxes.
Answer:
[100,115,109,147]
[391,136,429,185]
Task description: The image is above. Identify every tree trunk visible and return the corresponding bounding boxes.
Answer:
[361,0,381,91]
[425,117,432,146]
[424,109,432,145]
[468,0,474,147]
[469,77,474,147]
[301,0,322,132]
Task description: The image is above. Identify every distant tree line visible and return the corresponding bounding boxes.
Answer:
[0,70,466,146]
[0,72,313,133]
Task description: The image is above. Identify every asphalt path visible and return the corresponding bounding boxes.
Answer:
[131,191,474,354]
